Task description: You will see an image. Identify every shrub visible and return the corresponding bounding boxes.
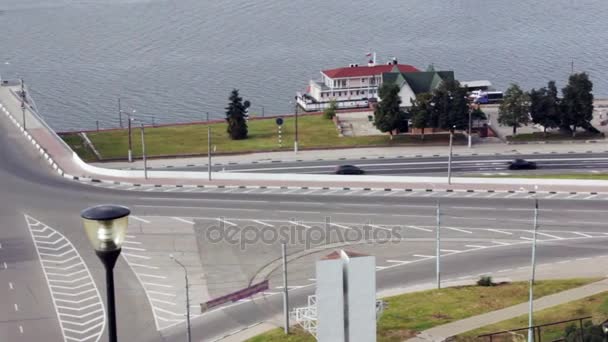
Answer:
[477,276,494,287]
[324,100,337,120]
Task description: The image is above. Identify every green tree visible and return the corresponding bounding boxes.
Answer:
[561,72,594,136]
[498,83,530,135]
[431,80,469,131]
[323,100,337,120]
[529,81,561,136]
[225,89,250,140]
[374,83,405,139]
[410,93,433,140]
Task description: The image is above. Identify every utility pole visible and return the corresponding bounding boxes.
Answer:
[118,97,123,128]
[282,243,290,334]
[261,105,265,117]
[128,115,133,162]
[20,78,26,130]
[207,126,212,181]
[447,126,454,185]
[527,198,539,342]
[468,107,472,148]
[294,97,299,153]
[140,123,148,179]
[171,255,192,342]
[206,111,209,122]
[436,201,441,289]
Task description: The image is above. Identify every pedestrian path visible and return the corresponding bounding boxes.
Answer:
[408,278,608,341]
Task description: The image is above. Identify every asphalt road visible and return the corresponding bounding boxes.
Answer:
[2,107,608,342]
[142,153,608,176]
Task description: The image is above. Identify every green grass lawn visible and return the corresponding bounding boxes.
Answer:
[60,115,464,161]
[245,278,598,342]
[478,173,608,180]
[60,133,98,161]
[456,291,608,341]
[507,131,604,142]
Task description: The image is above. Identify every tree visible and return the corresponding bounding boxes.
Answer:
[561,72,594,136]
[529,81,561,136]
[431,80,469,131]
[374,83,405,139]
[498,83,530,135]
[410,93,433,140]
[323,100,337,120]
[225,89,250,140]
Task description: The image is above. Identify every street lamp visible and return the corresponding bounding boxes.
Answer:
[127,110,136,162]
[293,96,299,153]
[448,125,456,185]
[81,204,130,342]
[170,254,192,342]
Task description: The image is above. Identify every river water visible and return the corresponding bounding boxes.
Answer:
[0,0,607,130]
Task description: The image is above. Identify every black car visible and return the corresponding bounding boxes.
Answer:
[508,159,537,170]
[335,165,364,175]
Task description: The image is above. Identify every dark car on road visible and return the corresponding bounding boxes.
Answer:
[508,159,537,170]
[335,165,364,175]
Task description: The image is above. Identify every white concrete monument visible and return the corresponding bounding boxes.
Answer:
[316,250,377,342]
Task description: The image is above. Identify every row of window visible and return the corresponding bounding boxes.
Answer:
[320,89,377,98]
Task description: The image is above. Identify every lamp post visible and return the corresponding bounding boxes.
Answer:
[170,255,192,342]
[293,96,299,153]
[127,110,136,162]
[20,78,26,131]
[448,125,455,185]
[468,105,472,148]
[81,205,130,342]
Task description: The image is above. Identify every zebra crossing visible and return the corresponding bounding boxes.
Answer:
[25,215,105,342]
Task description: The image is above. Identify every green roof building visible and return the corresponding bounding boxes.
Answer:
[382,66,455,107]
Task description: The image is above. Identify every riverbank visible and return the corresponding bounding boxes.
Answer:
[60,114,466,162]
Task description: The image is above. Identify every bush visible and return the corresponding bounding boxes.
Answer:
[477,276,494,287]
[323,100,337,120]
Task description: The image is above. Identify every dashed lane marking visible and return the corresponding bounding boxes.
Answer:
[172,217,195,225]
[573,232,593,238]
[536,232,564,240]
[406,225,433,232]
[217,218,238,227]
[25,215,105,342]
[443,226,473,234]
[131,215,151,224]
[486,229,513,235]
[413,254,435,259]
[289,221,312,229]
[252,220,274,227]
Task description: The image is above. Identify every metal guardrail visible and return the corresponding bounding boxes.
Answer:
[477,316,592,342]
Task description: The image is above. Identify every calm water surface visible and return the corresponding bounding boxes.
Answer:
[0,0,606,130]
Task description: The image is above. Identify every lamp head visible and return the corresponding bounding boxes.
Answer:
[81,205,130,252]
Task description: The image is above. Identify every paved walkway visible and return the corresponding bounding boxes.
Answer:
[409,278,608,342]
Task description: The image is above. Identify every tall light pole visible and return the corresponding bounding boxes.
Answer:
[140,123,148,179]
[127,110,136,162]
[436,201,441,289]
[20,78,26,130]
[293,96,299,153]
[468,105,472,148]
[81,205,130,342]
[528,194,539,342]
[207,126,212,181]
[118,98,123,129]
[447,125,455,185]
[170,255,192,342]
[282,242,290,334]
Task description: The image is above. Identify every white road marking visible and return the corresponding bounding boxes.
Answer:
[413,254,435,259]
[9,282,14,290]
[369,224,392,231]
[487,229,513,235]
[172,217,195,225]
[557,260,572,264]
[329,222,352,230]
[406,225,433,232]
[123,240,143,245]
[252,220,274,227]
[465,245,487,249]
[536,232,564,240]
[129,263,160,270]
[444,226,473,234]
[289,221,312,229]
[3,262,6,269]
[122,246,146,252]
[491,241,511,246]
[130,215,151,224]
[217,218,238,227]
[440,249,462,253]
[143,282,174,288]
[139,273,168,280]
[386,260,411,264]
[14,303,18,311]
[122,253,151,260]
[573,232,592,238]
[19,326,23,334]
[584,195,597,200]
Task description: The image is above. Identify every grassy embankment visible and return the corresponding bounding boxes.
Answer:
[507,131,604,142]
[245,278,599,342]
[456,291,608,341]
[60,115,464,162]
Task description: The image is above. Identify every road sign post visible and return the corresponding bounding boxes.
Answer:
[276,117,284,148]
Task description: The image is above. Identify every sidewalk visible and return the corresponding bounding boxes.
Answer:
[409,279,608,342]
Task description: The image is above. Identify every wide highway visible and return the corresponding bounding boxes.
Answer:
[140,153,608,176]
[2,110,608,341]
